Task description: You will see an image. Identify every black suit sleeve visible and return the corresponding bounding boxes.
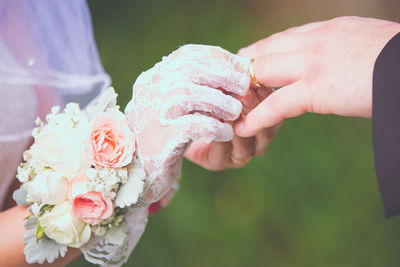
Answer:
[373,32,400,218]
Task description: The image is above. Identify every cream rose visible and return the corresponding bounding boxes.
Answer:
[39,202,91,248]
[90,109,135,168]
[31,125,89,175]
[24,169,68,205]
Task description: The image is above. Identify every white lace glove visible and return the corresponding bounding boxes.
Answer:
[125,44,250,204]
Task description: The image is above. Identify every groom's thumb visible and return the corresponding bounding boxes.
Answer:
[235,83,306,137]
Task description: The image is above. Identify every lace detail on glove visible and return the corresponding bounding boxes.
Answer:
[125,44,250,203]
[81,207,148,267]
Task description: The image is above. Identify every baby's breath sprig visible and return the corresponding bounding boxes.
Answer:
[86,167,128,199]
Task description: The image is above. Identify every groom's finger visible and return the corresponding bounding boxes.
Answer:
[238,31,305,58]
[251,52,304,87]
[235,82,307,137]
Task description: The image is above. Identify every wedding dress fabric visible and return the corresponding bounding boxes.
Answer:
[0,0,110,208]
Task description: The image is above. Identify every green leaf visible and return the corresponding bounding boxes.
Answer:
[35,221,45,241]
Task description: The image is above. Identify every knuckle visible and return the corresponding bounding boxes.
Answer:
[328,16,356,28]
[330,16,348,24]
[266,31,288,46]
[334,16,354,22]
[254,39,268,54]
[257,54,273,70]
[237,48,247,57]
[307,96,325,114]
[267,32,280,42]
[307,100,318,113]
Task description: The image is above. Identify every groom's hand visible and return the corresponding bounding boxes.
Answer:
[234,16,400,137]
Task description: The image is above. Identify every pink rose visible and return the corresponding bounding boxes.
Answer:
[71,191,114,225]
[90,110,135,168]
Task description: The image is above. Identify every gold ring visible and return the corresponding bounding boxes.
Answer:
[249,58,265,88]
[231,155,253,165]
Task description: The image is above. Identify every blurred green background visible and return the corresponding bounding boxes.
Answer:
[72,0,400,266]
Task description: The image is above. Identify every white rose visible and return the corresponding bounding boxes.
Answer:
[31,125,90,176]
[24,169,68,205]
[39,202,91,248]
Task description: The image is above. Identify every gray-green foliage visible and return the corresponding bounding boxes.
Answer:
[13,187,28,206]
[23,216,68,264]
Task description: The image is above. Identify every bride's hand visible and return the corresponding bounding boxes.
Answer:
[126,44,250,203]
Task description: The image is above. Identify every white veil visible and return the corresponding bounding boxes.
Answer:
[0,0,110,207]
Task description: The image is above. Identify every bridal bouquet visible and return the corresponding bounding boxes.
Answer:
[13,88,149,265]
